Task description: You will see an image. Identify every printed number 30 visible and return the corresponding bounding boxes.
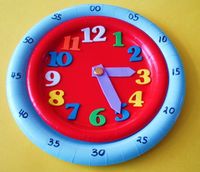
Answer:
[91,149,105,156]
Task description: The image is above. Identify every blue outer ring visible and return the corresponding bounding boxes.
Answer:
[7,4,185,166]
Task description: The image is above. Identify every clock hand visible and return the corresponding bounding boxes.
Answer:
[92,64,122,113]
[105,67,135,77]
[92,67,135,77]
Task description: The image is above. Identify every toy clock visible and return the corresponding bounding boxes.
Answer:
[7,4,185,166]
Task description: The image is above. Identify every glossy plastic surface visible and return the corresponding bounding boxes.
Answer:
[27,16,168,142]
[7,4,185,166]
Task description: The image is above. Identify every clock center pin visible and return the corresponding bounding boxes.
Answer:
[94,67,104,76]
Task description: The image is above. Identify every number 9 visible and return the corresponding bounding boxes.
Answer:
[45,71,61,87]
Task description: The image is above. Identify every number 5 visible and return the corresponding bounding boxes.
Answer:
[115,103,130,121]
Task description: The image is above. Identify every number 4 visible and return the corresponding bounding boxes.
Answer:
[128,91,144,107]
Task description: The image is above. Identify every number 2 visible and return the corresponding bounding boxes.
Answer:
[128,46,142,62]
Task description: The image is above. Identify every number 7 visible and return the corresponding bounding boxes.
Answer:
[66,103,80,120]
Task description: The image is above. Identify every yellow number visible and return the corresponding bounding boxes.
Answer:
[49,90,64,106]
[136,69,151,85]
[128,91,144,107]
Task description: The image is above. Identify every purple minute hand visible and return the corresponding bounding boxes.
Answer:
[92,64,135,113]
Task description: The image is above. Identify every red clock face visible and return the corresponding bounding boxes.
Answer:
[27,16,168,142]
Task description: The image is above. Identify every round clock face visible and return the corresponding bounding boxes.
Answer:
[27,16,168,142]
[7,4,185,166]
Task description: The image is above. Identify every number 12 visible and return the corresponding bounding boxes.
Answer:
[81,26,106,42]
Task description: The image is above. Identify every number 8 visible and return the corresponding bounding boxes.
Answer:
[49,90,64,106]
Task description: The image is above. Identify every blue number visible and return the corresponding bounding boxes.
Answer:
[159,35,167,43]
[91,149,105,157]
[11,72,22,79]
[90,5,101,11]
[128,46,142,62]
[19,109,28,118]
[172,68,181,76]
[128,13,139,21]
[23,36,34,44]
[48,52,73,67]
[163,106,175,114]
[51,13,62,20]
[115,103,130,122]
[66,103,80,120]
[136,136,148,144]
[48,138,60,147]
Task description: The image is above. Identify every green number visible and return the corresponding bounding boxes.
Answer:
[89,108,106,126]
[113,32,124,47]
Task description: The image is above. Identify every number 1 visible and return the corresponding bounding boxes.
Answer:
[113,32,124,47]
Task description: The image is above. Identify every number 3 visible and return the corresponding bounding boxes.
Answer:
[136,69,151,85]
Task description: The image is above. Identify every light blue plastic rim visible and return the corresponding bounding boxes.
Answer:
[7,4,185,166]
